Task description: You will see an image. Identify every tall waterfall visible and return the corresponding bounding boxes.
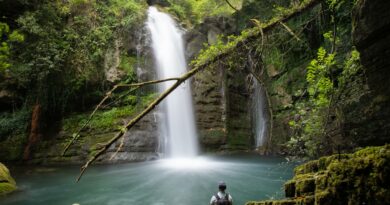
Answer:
[146,7,198,158]
[253,79,268,148]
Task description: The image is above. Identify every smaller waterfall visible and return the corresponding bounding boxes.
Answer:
[252,79,268,148]
[146,7,198,158]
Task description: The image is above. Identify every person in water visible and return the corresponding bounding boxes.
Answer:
[210,181,233,205]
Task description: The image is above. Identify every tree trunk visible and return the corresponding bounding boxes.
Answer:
[23,103,41,160]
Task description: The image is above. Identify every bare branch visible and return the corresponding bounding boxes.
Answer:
[62,77,180,156]
[225,0,239,11]
[279,21,302,42]
[109,136,125,161]
[76,66,204,182]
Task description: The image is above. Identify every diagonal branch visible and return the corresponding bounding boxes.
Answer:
[193,0,321,68]
[225,0,239,11]
[279,21,302,42]
[62,77,180,156]
[76,66,205,182]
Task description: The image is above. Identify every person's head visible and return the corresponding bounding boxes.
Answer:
[218,181,227,191]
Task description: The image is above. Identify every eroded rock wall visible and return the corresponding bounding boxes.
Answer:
[27,112,159,165]
[188,16,255,151]
[350,0,390,145]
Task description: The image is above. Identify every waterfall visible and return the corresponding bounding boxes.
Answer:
[146,7,198,158]
[253,79,268,148]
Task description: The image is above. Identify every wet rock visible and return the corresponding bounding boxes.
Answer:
[0,162,16,195]
[245,145,390,205]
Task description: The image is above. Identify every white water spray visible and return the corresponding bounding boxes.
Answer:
[146,7,198,158]
[253,79,268,148]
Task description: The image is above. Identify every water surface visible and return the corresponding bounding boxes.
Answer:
[2,154,296,205]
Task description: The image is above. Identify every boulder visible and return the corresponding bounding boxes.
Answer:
[245,145,390,205]
[0,162,16,195]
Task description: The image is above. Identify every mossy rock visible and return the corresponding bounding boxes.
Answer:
[314,190,333,204]
[284,180,296,197]
[0,162,16,195]
[294,160,319,175]
[247,145,390,204]
[295,177,315,196]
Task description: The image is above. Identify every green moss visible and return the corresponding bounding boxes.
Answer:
[63,92,158,133]
[248,145,390,204]
[0,134,26,161]
[0,163,16,195]
[284,180,296,197]
[119,54,137,82]
[294,160,319,175]
[315,190,333,204]
[295,177,315,196]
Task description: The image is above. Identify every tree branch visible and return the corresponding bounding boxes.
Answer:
[225,0,239,11]
[279,21,302,42]
[75,0,322,181]
[194,0,321,68]
[62,77,180,156]
[76,66,205,182]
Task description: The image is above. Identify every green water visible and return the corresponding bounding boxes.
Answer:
[2,154,296,205]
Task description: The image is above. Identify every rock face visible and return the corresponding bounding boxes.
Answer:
[185,16,236,60]
[0,162,16,195]
[246,145,390,205]
[28,112,159,165]
[188,16,256,151]
[350,0,390,146]
[192,58,255,151]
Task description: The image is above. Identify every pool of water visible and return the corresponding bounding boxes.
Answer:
[1,154,296,205]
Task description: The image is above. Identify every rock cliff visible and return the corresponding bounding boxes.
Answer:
[349,0,390,146]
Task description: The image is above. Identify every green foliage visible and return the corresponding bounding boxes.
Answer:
[338,50,361,88]
[119,55,137,83]
[283,0,364,158]
[288,47,363,158]
[191,28,256,67]
[306,47,335,107]
[0,108,31,141]
[63,92,157,133]
[167,0,242,24]
[0,22,24,73]
[2,0,146,121]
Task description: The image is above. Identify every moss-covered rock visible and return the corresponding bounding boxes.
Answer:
[246,145,390,205]
[0,162,16,195]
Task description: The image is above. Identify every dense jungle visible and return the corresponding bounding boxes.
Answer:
[0,0,389,204]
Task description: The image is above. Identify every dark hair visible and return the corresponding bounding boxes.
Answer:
[218,181,227,190]
[219,185,226,191]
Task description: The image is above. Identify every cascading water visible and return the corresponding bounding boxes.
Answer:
[252,79,268,148]
[146,7,198,158]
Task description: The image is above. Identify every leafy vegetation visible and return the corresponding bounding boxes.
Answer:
[0,22,24,73]
[285,0,366,158]
[167,0,242,24]
[0,0,147,138]
[63,92,157,133]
